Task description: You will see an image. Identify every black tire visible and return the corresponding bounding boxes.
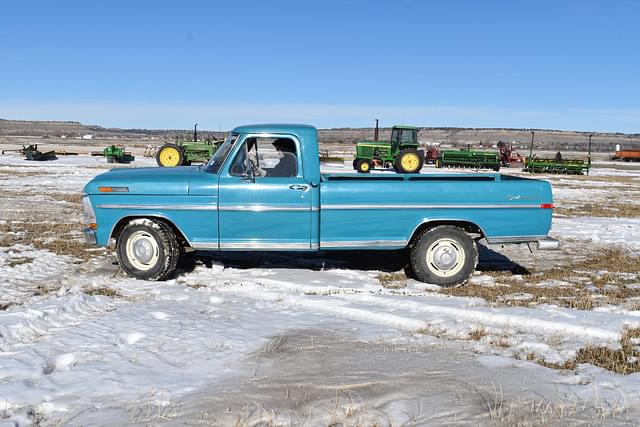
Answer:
[107,156,116,164]
[156,143,184,167]
[116,218,180,281]
[352,159,358,170]
[409,225,478,287]
[395,148,424,173]
[355,158,372,173]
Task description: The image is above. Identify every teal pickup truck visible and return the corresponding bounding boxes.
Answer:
[82,124,558,287]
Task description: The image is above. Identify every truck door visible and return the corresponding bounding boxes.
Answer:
[217,134,313,249]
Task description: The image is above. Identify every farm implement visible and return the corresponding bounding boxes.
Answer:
[1,144,57,161]
[155,124,224,167]
[353,121,424,173]
[435,148,501,171]
[612,149,640,162]
[91,145,135,164]
[523,131,591,175]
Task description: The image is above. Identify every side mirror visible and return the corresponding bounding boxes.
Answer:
[243,162,256,182]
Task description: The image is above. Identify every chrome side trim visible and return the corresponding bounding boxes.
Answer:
[98,204,218,211]
[321,204,542,210]
[190,242,219,250]
[219,205,311,212]
[320,240,407,248]
[218,242,313,250]
[485,235,549,244]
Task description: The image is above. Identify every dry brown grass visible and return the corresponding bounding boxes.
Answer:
[0,221,94,260]
[468,328,488,341]
[532,328,640,375]
[442,249,640,310]
[376,272,408,289]
[84,287,121,298]
[0,302,14,311]
[555,203,640,218]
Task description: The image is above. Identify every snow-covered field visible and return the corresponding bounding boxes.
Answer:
[1,153,640,425]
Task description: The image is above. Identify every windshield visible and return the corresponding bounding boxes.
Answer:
[203,133,239,173]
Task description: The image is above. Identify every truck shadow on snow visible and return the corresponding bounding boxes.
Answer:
[180,242,529,276]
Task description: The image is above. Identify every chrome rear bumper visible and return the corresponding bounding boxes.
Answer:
[536,238,560,250]
[485,236,560,250]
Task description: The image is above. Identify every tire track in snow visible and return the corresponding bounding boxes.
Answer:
[215,276,628,343]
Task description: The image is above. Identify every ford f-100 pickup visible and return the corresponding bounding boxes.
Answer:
[82,124,558,287]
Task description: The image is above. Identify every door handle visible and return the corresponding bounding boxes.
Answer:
[289,184,309,191]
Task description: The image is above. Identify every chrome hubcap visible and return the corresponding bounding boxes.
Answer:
[125,231,159,271]
[426,238,465,278]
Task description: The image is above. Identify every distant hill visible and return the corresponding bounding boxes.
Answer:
[2,118,639,152]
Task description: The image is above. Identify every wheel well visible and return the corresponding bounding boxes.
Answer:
[409,220,483,246]
[110,216,190,248]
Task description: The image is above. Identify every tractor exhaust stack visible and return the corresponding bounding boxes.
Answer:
[374,119,379,141]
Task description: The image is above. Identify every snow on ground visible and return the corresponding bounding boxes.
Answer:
[552,217,640,254]
[0,153,639,424]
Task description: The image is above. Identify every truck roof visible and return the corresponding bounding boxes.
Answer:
[231,123,316,135]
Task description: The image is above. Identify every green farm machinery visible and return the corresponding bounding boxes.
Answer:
[353,121,424,173]
[155,124,223,167]
[523,131,591,175]
[435,148,501,171]
[1,144,57,161]
[91,145,135,164]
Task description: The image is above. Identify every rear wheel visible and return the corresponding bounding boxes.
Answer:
[156,144,184,167]
[355,158,373,173]
[409,225,477,287]
[116,218,179,281]
[395,148,424,173]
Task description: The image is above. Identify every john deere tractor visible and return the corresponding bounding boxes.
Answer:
[353,124,424,173]
[156,124,224,167]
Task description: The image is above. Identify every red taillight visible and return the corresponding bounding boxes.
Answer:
[540,203,554,209]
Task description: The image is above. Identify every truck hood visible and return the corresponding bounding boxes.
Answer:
[83,166,196,195]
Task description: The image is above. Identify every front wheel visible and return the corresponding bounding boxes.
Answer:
[116,218,180,281]
[355,158,373,173]
[409,225,477,287]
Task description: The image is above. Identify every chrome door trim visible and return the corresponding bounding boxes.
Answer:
[218,205,311,212]
[320,240,407,248]
[321,204,542,210]
[98,204,218,211]
[217,242,313,250]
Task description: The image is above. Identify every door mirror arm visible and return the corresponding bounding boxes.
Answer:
[242,162,256,183]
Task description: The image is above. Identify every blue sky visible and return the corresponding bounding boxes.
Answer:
[1,0,638,132]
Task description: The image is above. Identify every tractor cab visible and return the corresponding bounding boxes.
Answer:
[390,125,419,150]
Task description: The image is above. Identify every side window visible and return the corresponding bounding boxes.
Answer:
[229,137,298,178]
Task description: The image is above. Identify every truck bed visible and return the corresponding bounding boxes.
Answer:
[318,173,552,249]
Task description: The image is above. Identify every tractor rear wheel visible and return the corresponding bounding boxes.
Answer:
[395,148,424,173]
[355,159,372,173]
[156,144,184,167]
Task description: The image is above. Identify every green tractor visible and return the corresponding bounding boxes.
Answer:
[91,145,135,163]
[156,124,224,167]
[353,122,424,174]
